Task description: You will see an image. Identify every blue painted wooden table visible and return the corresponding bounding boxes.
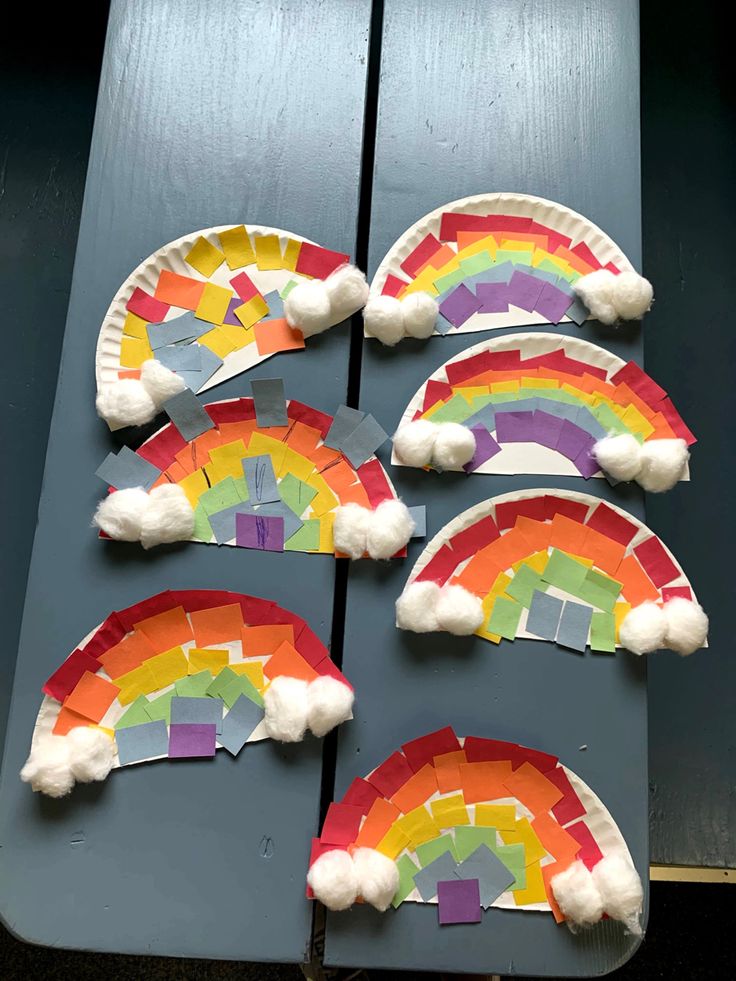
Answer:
[0,0,653,974]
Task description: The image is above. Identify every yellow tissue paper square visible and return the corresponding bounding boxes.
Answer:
[282,239,302,272]
[123,311,149,339]
[229,661,264,689]
[219,225,256,269]
[178,469,210,507]
[145,646,189,689]
[430,794,469,828]
[188,648,229,675]
[475,804,517,831]
[254,234,282,270]
[195,282,233,325]
[198,328,237,358]
[235,294,269,329]
[185,236,226,277]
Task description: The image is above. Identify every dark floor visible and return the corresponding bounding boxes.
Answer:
[1,1,733,979]
[2,882,734,979]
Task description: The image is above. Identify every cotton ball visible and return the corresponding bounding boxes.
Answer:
[432,423,476,469]
[663,597,708,656]
[363,295,405,346]
[592,434,642,482]
[573,269,618,325]
[366,500,415,560]
[401,292,438,339]
[610,271,654,321]
[393,419,438,467]
[333,503,371,560]
[619,601,667,655]
[551,860,604,928]
[307,676,354,738]
[140,484,195,549]
[352,847,399,912]
[592,856,643,935]
[93,487,149,541]
[637,439,689,493]
[284,279,333,338]
[436,584,484,636]
[67,726,115,783]
[95,380,157,429]
[307,849,358,911]
[20,738,75,798]
[140,359,186,406]
[395,580,441,632]
[324,264,370,320]
[264,676,309,742]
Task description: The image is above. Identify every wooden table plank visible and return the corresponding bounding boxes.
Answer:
[325,1,648,975]
[0,0,370,961]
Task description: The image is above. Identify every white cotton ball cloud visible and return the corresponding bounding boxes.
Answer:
[93,487,150,541]
[574,269,654,324]
[96,360,187,430]
[140,484,195,549]
[366,500,415,560]
[637,439,689,493]
[307,849,359,911]
[436,585,484,636]
[307,676,354,738]
[352,847,399,911]
[20,737,75,799]
[432,423,476,470]
[402,292,439,339]
[593,434,642,483]
[610,272,654,321]
[94,485,194,549]
[591,856,643,936]
[363,295,405,346]
[394,420,475,471]
[619,601,667,655]
[96,379,158,429]
[264,676,309,742]
[663,597,708,656]
[284,264,369,339]
[67,727,116,783]
[395,580,441,633]
[550,860,604,929]
[334,501,415,561]
[363,291,438,345]
[333,503,372,559]
[393,419,438,467]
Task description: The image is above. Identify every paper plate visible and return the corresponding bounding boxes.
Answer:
[369,192,636,336]
[96,223,351,401]
[393,333,694,480]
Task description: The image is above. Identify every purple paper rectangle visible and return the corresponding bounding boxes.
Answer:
[437,878,482,925]
[224,297,243,326]
[235,513,285,551]
[556,419,595,462]
[476,282,509,313]
[495,411,536,443]
[573,442,600,478]
[532,410,565,450]
[506,270,545,312]
[463,426,502,472]
[168,723,216,758]
[535,281,574,324]
[439,284,482,328]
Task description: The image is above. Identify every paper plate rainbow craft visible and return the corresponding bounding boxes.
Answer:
[94,393,419,558]
[396,489,707,656]
[21,590,354,798]
[96,224,361,428]
[368,192,645,337]
[307,727,643,934]
[392,334,695,483]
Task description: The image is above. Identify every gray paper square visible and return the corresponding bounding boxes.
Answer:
[163,388,215,440]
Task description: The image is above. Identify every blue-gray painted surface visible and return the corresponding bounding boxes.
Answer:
[0,0,370,962]
[325,1,648,975]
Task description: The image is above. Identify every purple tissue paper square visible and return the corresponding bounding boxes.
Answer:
[437,878,482,925]
[532,410,565,450]
[168,723,217,758]
[236,513,285,551]
[574,442,600,478]
[439,284,482,328]
[495,411,536,443]
[224,297,243,326]
[556,419,594,462]
[535,281,574,324]
[476,282,509,313]
[463,426,502,472]
[506,270,545,312]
